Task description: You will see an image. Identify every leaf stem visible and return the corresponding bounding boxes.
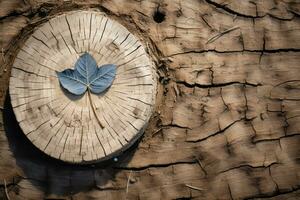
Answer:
[87,89,104,129]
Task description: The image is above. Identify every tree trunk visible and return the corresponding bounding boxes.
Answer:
[1,0,300,199]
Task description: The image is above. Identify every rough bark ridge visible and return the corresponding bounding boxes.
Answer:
[0,0,300,199]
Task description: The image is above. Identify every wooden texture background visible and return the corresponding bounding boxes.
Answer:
[9,10,157,163]
[0,0,300,199]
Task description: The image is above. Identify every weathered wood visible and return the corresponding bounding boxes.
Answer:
[0,0,300,200]
[8,11,157,163]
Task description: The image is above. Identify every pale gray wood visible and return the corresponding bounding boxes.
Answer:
[9,10,157,163]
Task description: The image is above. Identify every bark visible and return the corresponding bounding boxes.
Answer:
[0,0,300,199]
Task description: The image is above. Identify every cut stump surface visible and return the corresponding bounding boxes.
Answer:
[9,10,157,163]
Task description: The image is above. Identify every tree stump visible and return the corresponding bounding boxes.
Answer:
[1,1,300,199]
[9,10,157,163]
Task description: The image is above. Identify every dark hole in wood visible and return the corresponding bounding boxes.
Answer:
[153,10,166,23]
[38,7,49,18]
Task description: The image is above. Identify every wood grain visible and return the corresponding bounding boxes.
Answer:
[8,11,157,163]
[0,0,300,200]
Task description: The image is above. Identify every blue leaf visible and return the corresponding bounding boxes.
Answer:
[74,53,98,84]
[89,64,116,94]
[57,69,87,95]
[57,53,116,95]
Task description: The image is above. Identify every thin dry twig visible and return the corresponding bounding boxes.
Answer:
[125,170,133,200]
[4,179,11,200]
[151,127,162,137]
[185,184,205,191]
[173,83,180,98]
[206,26,240,44]
[126,170,132,194]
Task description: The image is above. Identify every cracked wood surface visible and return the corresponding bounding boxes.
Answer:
[8,10,156,163]
[0,0,300,199]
